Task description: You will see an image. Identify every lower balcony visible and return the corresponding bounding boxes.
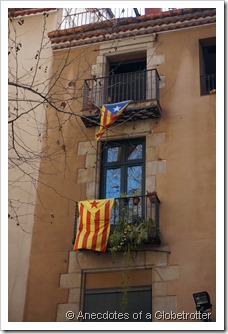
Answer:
[81,69,162,128]
[72,192,161,253]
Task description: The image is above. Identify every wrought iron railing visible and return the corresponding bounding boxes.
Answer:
[61,8,143,29]
[82,69,160,110]
[111,193,160,244]
[61,8,181,29]
[200,73,216,95]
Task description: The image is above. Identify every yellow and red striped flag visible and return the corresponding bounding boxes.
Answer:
[96,100,132,140]
[73,198,114,252]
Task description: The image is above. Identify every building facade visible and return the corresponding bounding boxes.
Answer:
[9,7,216,323]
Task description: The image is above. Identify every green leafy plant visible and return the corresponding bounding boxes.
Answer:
[107,217,155,255]
[107,216,155,312]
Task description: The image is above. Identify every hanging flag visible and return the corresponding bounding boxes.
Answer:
[73,198,114,252]
[96,100,132,140]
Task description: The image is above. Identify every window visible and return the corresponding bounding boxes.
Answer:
[100,138,145,199]
[83,286,152,322]
[199,37,216,95]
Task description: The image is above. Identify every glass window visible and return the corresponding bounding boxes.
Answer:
[107,146,122,162]
[105,168,121,198]
[100,139,145,199]
[127,166,142,195]
[127,143,143,160]
[84,286,152,322]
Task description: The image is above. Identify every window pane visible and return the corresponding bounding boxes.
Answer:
[127,166,142,195]
[107,147,122,162]
[105,168,121,198]
[127,144,143,160]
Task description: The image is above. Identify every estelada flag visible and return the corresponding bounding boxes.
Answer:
[96,100,132,140]
[73,198,114,252]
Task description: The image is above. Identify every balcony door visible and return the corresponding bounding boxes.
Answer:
[108,57,146,103]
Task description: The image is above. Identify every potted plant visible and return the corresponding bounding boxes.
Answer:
[107,217,155,255]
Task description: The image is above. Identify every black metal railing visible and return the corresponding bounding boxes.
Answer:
[82,69,160,110]
[111,192,160,245]
[200,73,216,95]
[61,8,180,29]
[61,8,143,29]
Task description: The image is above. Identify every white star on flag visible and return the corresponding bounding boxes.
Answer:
[113,105,121,112]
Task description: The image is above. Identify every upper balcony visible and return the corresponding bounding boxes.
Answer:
[81,68,162,128]
[61,8,138,29]
[60,8,177,30]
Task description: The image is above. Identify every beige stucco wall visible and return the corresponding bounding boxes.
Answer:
[8,11,59,321]
[154,26,216,317]
[23,23,216,322]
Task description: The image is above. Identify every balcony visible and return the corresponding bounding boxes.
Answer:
[200,73,216,95]
[61,8,142,29]
[81,69,162,128]
[61,8,181,30]
[72,192,161,252]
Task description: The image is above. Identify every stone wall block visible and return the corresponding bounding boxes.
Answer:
[156,266,180,281]
[68,251,81,274]
[56,303,80,322]
[78,141,97,155]
[150,54,165,66]
[152,282,166,297]
[145,175,156,192]
[85,153,97,168]
[91,64,97,75]
[78,168,95,183]
[146,146,158,161]
[153,296,177,320]
[147,47,156,68]
[159,75,166,88]
[60,273,81,289]
[96,55,105,64]
[147,160,166,175]
[147,133,165,147]
[68,288,81,303]
[86,182,96,199]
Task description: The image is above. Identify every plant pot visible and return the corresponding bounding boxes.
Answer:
[147,191,157,204]
[133,196,140,205]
